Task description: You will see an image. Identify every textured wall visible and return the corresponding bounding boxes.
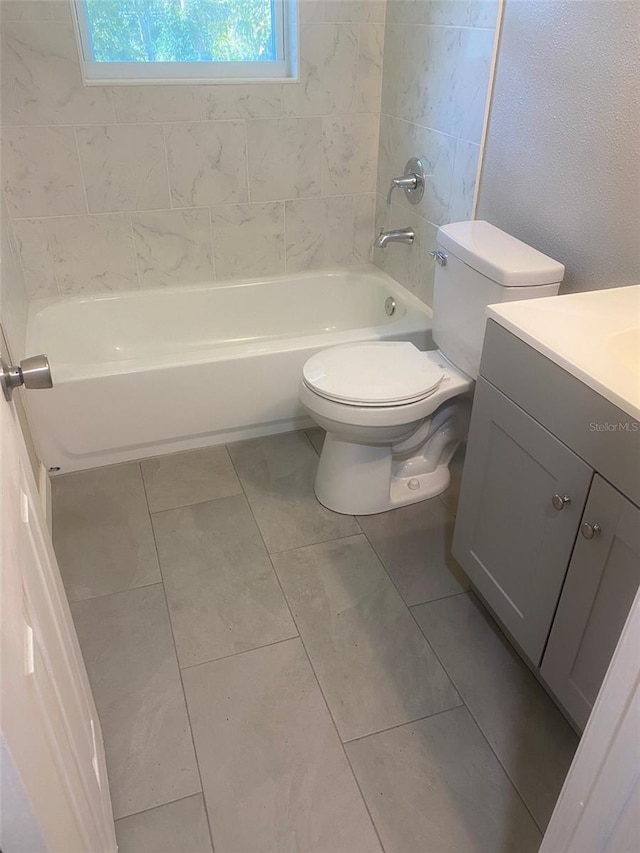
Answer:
[373,0,499,305]
[478,0,640,293]
[0,0,383,300]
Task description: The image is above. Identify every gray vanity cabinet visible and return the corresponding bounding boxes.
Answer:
[452,377,593,665]
[453,320,640,731]
[541,476,640,730]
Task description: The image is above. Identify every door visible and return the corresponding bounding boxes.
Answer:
[452,377,593,664]
[540,584,640,853]
[541,475,640,731]
[0,367,116,850]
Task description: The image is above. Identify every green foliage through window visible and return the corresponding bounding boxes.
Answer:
[85,0,276,63]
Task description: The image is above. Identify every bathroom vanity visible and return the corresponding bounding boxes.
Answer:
[453,286,640,731]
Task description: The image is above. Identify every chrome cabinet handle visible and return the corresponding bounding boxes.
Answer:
[1,354,53,401]
[552,494,571,511]
[581,522,602,540]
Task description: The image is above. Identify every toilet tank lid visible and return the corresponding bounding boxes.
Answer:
[437,221,565,287]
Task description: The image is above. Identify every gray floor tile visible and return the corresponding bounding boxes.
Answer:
[228,432,360,552]
[346,707,542,853]
[438,443,466,516]
[72,585,200,819]
[306,427,326,455]
[115,795,213,853]
[52,463,160,601]
[413,592,578,829]
[272,535,461,741]
[182,639,382,853]
[152,495,297,668]
[358,498,469,606]
[141,446,242,513]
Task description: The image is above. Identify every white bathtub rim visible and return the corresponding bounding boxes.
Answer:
[27,264,426,319]
[38,316,426,382]
[27,267,432,382]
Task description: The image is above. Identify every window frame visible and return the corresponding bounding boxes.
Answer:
[73,0,298,85]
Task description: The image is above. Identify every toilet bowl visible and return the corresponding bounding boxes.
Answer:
[301,221,565,515]
[300,343,473,514]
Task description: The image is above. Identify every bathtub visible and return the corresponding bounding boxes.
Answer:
[24,266,432,473]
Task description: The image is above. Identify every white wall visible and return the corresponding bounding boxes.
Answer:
[373,0,500,305]
[0,0,384,299]
[477,0,640,293]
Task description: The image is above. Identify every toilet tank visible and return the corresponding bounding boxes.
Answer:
[432,221,565,379]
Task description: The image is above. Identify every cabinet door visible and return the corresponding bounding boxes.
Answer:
[541,475,640,731]
[452,378,593,665]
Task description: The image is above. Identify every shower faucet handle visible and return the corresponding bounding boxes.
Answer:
[390,174,420,191]
[386,157,427,205]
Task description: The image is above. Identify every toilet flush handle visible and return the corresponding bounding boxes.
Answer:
[429,250,448,266]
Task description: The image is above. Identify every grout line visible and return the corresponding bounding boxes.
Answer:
[343,702,465,746]
[283,194,289,273]
[406,588,545,834]
[107,86,117,123]
[114,791,209,826]
[226,437,363,554]
[385,23,496,32]
[302,428,321,456]
[437,489,458,517]
[461,704,547,838]
[128,212,143,290]
[406,588,470,609]
[208,205,217,282]
[267,529,364,558]
[138,461,218,853]
[179,634,300,673]
[160,122,174,210]
[71,125,91,215]
[243,119,252,204]
[225,434,386,849]
[294,637,389,853]
[2,113,382,132]
[267,544,389,852]
[148,487,245,516]
[69,579,164,606]
[7,191,377,223]
[356,478,548,827]
[379,110,483,146]
[198,85,206,122]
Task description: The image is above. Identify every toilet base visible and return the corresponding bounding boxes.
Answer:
[314,399,469,515]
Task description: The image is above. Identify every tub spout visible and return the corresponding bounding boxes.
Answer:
[374,227,415,249]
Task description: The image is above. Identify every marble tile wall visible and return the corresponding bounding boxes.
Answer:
[373,0,499,305]
[0,0,384,299]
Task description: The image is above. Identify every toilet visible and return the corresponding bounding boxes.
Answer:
[300,220,565,515]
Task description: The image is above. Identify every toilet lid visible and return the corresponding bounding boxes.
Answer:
[303,342,444,406]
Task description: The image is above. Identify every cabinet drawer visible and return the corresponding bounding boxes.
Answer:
[541,475,640,730]
[452,377,593,664]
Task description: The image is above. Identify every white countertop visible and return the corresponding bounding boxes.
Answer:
[486,285,640,420]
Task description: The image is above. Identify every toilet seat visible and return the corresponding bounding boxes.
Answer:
[302,341,444,407]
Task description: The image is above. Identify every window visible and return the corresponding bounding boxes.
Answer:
[74,0,297,83]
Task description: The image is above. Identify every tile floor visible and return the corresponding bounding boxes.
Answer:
[53,430,579,853]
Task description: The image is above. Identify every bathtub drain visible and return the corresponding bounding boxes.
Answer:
[385,297,396,316]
